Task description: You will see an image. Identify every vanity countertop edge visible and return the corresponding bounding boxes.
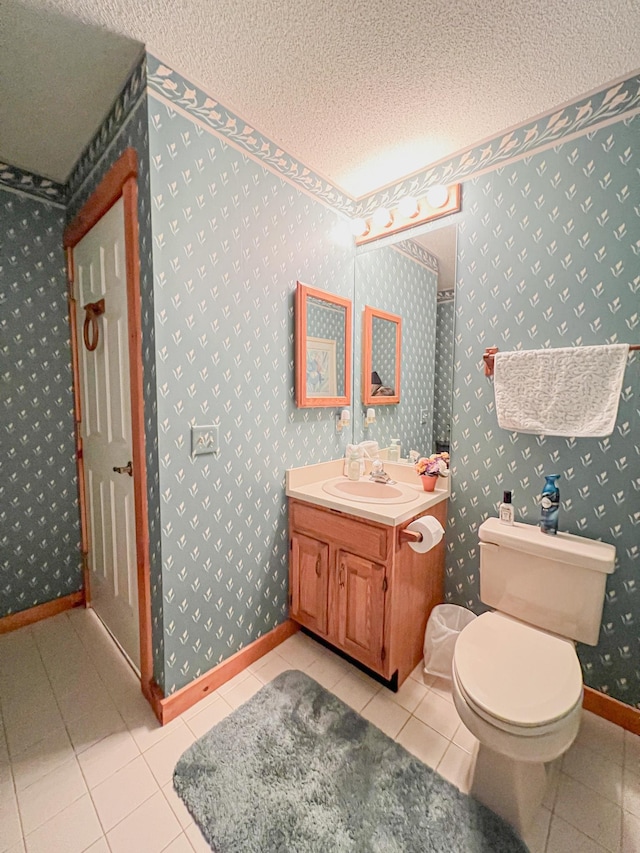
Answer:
[285,458,450,526]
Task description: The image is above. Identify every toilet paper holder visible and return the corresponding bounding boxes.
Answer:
[399,528,423,543]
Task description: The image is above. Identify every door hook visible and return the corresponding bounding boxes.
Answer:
[83,299,105,351]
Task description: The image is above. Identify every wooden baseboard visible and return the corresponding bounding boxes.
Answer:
[0,591,85,635]
[149,619,300,725]
[583,686,640,735]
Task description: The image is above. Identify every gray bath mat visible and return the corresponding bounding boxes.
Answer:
[173,669,528,852]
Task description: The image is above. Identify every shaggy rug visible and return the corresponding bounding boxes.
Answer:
[174,669,529,852]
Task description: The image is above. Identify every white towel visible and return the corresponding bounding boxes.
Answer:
[494,344,629,437]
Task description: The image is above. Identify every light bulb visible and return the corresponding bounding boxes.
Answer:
[350,217,369,237]
[372,207,392,228]
[341,408,351,425]
[397,196,419,218]
[425,185,449,209]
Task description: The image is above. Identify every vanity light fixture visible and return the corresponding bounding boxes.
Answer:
[336,408,351,433]
[350,217,369,237]
[425,185,449,209]
[372,206,393,228]
[354,183,461,246]
[397,196,419,218]
[364,407,376,428]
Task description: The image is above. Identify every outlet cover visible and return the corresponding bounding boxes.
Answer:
[191,424,220,457]
[420,408,429,424]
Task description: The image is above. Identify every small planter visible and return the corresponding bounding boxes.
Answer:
[421,475,438,492]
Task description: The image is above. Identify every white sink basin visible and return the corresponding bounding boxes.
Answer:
[321,477,419,504]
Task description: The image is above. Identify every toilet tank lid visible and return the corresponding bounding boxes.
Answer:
[479,518,615,574]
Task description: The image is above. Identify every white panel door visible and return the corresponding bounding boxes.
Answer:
[74,197,140,671]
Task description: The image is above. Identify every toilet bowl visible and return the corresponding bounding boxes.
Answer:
[447,518,616,836]
[452,611,584,833]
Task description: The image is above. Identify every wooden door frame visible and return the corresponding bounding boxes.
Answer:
[64,148,153,701]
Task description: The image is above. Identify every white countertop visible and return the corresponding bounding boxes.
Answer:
[285,458,450,526]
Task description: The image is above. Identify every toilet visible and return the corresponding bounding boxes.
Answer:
[451,518,616,835]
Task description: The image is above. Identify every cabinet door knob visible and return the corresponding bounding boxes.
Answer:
[315,555,321,577]
[339,563,345,588]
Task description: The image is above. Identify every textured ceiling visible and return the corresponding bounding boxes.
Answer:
[0,2,142,181]
[3,0,640,193]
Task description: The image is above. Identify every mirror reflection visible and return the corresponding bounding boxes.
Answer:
[363,307,401,404]
[295,281,352,407]
[353,224,457,456]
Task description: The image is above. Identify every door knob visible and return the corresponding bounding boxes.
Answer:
[113,461,133,477]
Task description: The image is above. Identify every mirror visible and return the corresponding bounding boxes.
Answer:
[362,306,401,405]
[353,223,457,455]
[295,281,352,407]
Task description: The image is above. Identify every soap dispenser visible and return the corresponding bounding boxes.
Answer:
[388,439,401,462]
[347,451,361,481]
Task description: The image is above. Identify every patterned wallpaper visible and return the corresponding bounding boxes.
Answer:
[146,94,354,693]
[433,294,455,448]
[0,190,82,615]
[446,115,640,708]
[353,245,437,455]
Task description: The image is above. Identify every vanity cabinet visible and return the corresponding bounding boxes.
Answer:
[288,498,446,687]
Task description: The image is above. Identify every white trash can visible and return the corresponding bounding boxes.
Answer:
[423,604,477,680]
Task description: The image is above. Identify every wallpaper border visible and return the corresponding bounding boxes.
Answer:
[146,54,355,216]
[437,288,455,304]
[0,163,65,206]
[392,239,439,273]
[65,51,148,202]
[146,54,639,221]
[357,76,640,214]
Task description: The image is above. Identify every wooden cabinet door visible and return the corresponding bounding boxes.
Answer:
[290,533,329,635]
[336,551,386,673]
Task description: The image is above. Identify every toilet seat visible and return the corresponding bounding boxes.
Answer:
[453,611,583,731]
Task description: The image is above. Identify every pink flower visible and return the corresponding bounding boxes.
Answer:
[415,453,449,477]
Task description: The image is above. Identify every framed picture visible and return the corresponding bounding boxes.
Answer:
[306,336,337,397]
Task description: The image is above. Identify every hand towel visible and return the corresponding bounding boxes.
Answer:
[494,344,629,437]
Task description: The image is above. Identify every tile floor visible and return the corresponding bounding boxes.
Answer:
[1,610,639,852]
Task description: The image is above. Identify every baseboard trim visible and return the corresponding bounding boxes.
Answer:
[583,686,640,735]
[149,619,299,725]
[0,591,85,635]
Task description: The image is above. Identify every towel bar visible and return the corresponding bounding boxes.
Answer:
[482,345,639,377]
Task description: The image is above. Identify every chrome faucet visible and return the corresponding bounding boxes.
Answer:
[369,459,396,485]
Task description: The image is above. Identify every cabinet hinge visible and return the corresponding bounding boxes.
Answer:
[382,576,388,593]
[381,646,386,662]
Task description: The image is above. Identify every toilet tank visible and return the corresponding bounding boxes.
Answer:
[478,518,616,646]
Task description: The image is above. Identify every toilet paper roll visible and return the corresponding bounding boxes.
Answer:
[406,516,445,553]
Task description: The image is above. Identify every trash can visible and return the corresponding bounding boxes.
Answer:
[423,604,477,680]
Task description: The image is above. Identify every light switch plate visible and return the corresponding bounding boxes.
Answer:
[420,408,429,424]
[191,424,220,457]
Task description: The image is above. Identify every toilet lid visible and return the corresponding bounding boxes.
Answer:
[454,612,583,728]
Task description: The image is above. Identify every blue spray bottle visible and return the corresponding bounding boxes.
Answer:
[540,475,560,535]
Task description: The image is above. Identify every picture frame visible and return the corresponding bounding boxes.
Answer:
[306,336,337,397]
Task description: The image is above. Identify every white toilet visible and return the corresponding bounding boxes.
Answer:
[451,517,616,835]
